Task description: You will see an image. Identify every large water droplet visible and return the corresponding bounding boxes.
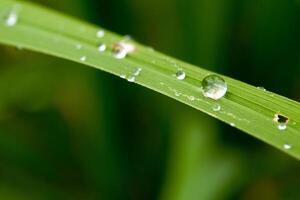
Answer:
[5,11,18,26]
[98,43,106,52]
[176,70,186,80]
[283,144,292,150]
[201,74,227,100]
[96,30,105,38]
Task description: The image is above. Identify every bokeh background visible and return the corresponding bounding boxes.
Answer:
[1,0,300,199]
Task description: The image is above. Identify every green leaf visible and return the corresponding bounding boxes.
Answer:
[0,0,300,159]
[160,112,240,200]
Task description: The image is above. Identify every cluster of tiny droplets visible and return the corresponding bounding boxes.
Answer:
[122,67,143,83]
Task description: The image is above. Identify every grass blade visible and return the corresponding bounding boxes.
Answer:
[0,0,300,159]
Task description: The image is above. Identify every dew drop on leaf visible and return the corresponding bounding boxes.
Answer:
[257,86,266,91]
[96,30,105,38]
[80,56,86,62]
[127,76,135,82]
[112,42,135,59]
[123,35,133,41]
[113,49,127,59]
[175,70,186,80]
[283,144,292,150]
[278,124,287,131]
[188,96,195,101]
[212,104,221,112]
[98,43,106,52]
[174,91,181,97]
[5,11,18,26]
[273,113,289,131]
[201,74,227,100]
[120,74,126,79]
[75,44,82,50]
[133,67,142,76]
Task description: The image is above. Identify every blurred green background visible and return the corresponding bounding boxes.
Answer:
[1,0,300,199]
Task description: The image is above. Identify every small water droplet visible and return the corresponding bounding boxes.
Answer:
[112,42,135,59]
[212,104,221,112]
[188,96,195,101]
[113,50,127,59]
[257,86,266,91]
[274,113,288,131]
[120,74,126,79]
[201,74,227,100]
[127,76,135,82]
[278,123,287,131]
[16,45,23,50]
[5,11,18,26]
[96,30,105,38]
[174,91,181,97]
[98,43,106,52]
[230,123,235,127]
[80,56,87,62]
[176,70,186,80]
[133,67,142,76]
[75,44,82,49]
[123,35,133,41]
[283,144,292,150]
